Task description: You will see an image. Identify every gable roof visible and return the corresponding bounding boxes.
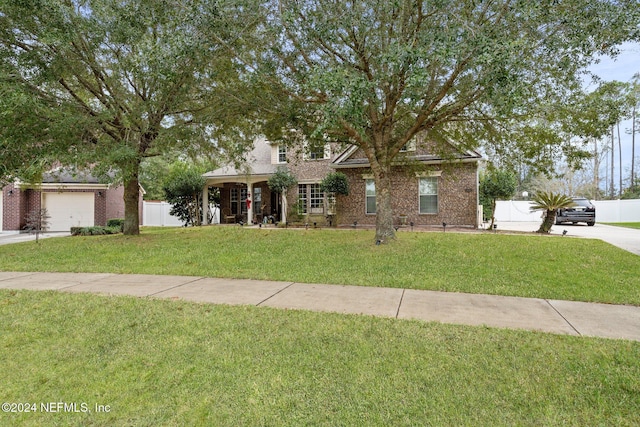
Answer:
[203,137,278,179]
[41,168,102,184]
[331,143,482,169]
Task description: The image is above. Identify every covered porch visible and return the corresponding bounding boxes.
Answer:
[202,175,280,225]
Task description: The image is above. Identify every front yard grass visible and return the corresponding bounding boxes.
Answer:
[1,226,638,305]
[1,290,638,426]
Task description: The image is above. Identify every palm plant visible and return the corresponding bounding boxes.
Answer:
[530,192,575,233]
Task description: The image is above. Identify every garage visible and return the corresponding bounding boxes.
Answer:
[42,192,95,231]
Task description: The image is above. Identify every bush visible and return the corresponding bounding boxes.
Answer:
[163,167,207,226]
[320,172,349,195]
[71,226,122,236]
[107,218,125,228]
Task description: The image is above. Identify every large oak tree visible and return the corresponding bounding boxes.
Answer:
[0,0,255,234]
[253,0,639,242]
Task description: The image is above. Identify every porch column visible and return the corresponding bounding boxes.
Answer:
[247,182,253,225]
[281,192,287,224]
[202,185,209,225]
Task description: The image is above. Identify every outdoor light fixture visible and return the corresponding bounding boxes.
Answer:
[8,189,13,195]
[410,221,414,231]
[352,221,357,228]
[442,222,447,232]
[97,191,103,197]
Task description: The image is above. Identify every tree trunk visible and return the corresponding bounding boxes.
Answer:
[536,209,555,233]
[373,168,395,243]
[489,198,497,229]
[123,172,140,235]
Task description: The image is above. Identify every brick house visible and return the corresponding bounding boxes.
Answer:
[203,137,482,228]
[1,169,129,232]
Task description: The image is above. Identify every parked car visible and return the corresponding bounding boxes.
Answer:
[555,197,596,226]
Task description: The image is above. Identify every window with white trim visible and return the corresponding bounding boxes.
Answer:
[298,184,307,214]
[419,177,438,214]
[278,145,287,163]
[254,187,262,214]
[365,179,376,214]
[310,184,324,213]
[231,188,248,215]
[400,140,417,152]
[303,142,331,161]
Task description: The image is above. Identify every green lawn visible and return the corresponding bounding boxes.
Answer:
[1,226,639,305]
[1,290,638,426]
[604,222,640,230]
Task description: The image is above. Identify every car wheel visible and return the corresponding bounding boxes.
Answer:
[587,222,595,226]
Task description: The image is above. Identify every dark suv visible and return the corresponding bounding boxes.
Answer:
[555,197,596,226]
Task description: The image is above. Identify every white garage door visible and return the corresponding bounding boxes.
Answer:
[43,192,95,231]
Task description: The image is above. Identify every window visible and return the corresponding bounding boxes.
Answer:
[298,184,307,214]
[419,177,438,214]
[253,187,262,214]
[309,148,324,160]
[297,183,325,214]
[400,140,416,152]
[365,179,376,214]
[304,142,330,160]
[278,145,287,163]
[231,188,248,215]
[310,184,324,213]
[231,188,238,214]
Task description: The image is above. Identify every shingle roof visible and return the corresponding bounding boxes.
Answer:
[203,138,278,178]
[41,168,102,184]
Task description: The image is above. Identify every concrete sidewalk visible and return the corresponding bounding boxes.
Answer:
[1,271,639,342]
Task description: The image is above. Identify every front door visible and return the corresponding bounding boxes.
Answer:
[270,191,281,220]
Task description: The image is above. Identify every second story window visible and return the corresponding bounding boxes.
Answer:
[278,145,287,163]
[308,146,326,160]
[304,142,330,160]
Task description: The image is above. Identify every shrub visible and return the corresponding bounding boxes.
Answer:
[320,172,349,195]
[107,218,125,228]
[163,167,207,226]
[71,226,122,236]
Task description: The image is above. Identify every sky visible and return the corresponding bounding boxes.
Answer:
[587,41,640,191]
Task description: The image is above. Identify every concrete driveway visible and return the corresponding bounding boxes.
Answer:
[0,232,70,246]
[495,222,640,256]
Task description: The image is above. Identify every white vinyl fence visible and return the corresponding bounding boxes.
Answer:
[142,201,220,226]
[494,199,640,223]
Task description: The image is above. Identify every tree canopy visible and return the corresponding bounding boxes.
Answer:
[480,168,517,228]
[163,165,207,227]
[0,0,256,234]
[250,0,639,241]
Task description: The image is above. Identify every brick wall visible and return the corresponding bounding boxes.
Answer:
[105,186,124,222]
[2,184,23,231]
[283,145,337,224]
[1,184,128,231]
[335,163,478,228]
